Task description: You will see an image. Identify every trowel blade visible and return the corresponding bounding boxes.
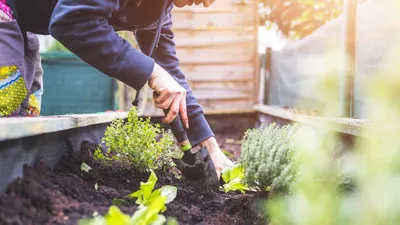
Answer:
[174,146,220,192]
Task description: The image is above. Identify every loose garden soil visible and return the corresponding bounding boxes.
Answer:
[0,135,266,225]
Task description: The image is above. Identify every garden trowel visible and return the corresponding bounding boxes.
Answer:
[163,109,220,192]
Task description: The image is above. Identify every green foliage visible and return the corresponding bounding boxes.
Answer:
[129,170,177,213]
[78,197,168,225]
[95,107,182,172]
[238,123,298,194]
[266,47,400,225]
[259,0,343,39]
[221,164,249,194]
[79,171,179,225]
[80,162,92,173]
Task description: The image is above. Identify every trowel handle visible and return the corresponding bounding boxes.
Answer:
[163,109,192,151]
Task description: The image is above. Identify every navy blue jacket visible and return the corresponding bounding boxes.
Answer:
[7,0,214,146]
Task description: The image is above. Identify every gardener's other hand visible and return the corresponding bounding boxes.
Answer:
[148,63,189,128]
[200,137,234,179]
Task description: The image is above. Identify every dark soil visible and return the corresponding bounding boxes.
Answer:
[0,140,266,225]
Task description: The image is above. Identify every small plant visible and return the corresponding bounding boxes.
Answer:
[78,197,168,225]
[80,162,92,173]
[129,170,177,212]
[79,171,178,225]
[221,164,249,194]
[95,107,182,172]
[238,123,298,194]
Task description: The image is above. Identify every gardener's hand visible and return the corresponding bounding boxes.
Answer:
[200,137,234,179]
[148,63,189,128]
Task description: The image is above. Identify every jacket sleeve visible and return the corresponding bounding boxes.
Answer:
[135,12,214,146]
[49,0,154,91]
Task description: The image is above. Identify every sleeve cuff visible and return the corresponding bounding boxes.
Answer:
[186,112,214,147]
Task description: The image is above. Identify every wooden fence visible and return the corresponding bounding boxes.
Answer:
[134,0,259,116]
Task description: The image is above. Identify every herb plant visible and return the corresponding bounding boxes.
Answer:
[95,107,182,172]
[221,164,249,194]
[238,123,298,194]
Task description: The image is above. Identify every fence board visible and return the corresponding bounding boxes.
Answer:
[140,0,258,115]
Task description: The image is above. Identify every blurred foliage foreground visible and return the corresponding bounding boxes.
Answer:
[250,44,400,224]
[259,0,343,39]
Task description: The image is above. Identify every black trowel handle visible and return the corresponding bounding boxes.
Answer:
[163,109,192,151]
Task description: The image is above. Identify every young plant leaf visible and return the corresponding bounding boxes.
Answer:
[112,198,129,207]
[94,183,99,191]
[78,216,107,225]
[221,164,249,194]
[129,170,177,210]
[129,170,158,205]
[80,162,92,173]
[131,195,167,225]
[105,206,133,225]
[160,186,177,204]
[166,217,179,225]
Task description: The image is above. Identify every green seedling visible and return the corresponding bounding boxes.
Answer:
[79,172,178,225]
[221,164,249,194]
[129,170,177,212]
[79,201,168,225]
[80,162,92,173]
[131,196,168,225]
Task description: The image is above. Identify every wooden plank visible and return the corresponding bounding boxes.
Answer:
[172,7,253,14]
[140,107,255,117]
[180,63,254,73]
[0,112,128,142]
[182,70,253,82]
[189,81,253,90]
[173,29,252,38]
[178,55,253,65]
[172,26,255,32]
[171,11,255,29]
[179,64,254,81]
[174,35,254,48]
[141,89,250,101]
[198,99,252,110]
[142,100,253,117]
[176,45,254,63]
[254,104,368,137]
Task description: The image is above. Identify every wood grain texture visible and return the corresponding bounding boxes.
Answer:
[140,0,259,114]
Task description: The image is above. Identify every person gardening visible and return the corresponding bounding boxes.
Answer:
[0,0,234,178]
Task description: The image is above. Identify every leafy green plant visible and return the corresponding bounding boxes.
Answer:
[78,197,168,225]
[79,171,178,225]
[238,123,298,194]
[221,164,249,194]
[95,107,182,172]
[129,170,177,212]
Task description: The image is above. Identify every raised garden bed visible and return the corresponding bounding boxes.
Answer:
[0,112,267,225]
[0,137,265,225]
[0,107,365,225]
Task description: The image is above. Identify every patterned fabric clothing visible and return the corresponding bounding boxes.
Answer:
[0,0,13,21]
[0,5,42,117]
